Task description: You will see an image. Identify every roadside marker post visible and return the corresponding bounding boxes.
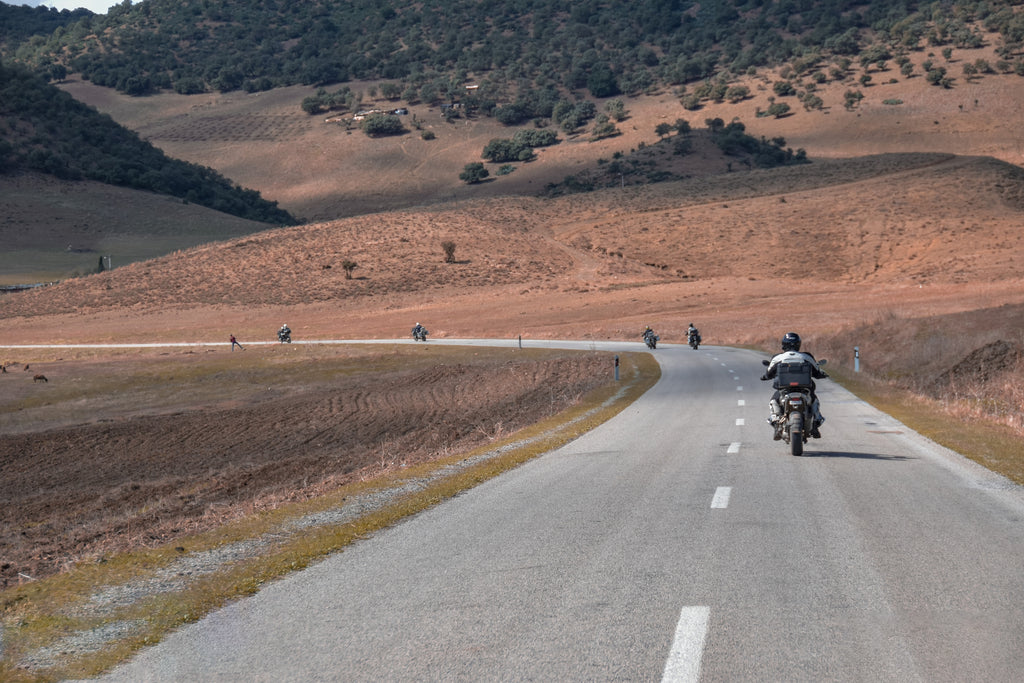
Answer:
[854,346,860,373]
[615,355,620,381]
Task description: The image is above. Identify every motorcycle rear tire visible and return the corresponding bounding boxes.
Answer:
[789,413,804,456]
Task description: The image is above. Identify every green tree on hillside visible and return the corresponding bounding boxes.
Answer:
[361,113,405,137]
[459,162,488,184]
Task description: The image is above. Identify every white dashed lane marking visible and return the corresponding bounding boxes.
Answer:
[727,442,741,454]
[661,606,710,683]
[711,486,732,508]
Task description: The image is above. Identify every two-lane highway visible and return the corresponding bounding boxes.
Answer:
[96,343,1024,681]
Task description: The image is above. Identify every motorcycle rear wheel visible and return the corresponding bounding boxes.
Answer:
[789,413,804,456]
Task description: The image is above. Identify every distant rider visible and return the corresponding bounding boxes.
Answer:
[760,332,827,437]
[412,322,427,340]
[278,323,291,342]
[687,323,700,344]
[642,326,656,343]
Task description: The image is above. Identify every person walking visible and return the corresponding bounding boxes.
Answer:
[230,334,244,351]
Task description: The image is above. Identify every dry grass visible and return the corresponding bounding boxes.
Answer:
[0,344,622,589]
[829,366,1024,486]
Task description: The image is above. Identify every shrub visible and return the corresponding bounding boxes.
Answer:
[604,98,628,121]
[512,129,558,148]
[482,138,533,163]
[361,113,406,137]
[459,162,488,184]
[441,241,457,263]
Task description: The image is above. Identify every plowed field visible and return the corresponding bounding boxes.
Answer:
[0,345,612,588]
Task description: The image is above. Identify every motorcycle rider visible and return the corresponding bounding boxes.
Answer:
[278,323,291,342]
[687,323,700,345]
[411,322,427,340]
[760,332,827,438]
[642,325,657,346]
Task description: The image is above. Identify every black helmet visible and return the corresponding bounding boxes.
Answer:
[781,332,801,352]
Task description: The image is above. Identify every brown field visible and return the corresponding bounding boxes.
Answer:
[4,40,1024,594]
[0,345,612,589]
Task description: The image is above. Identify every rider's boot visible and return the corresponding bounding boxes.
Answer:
[811,400,824,438]
[767,399,783,440]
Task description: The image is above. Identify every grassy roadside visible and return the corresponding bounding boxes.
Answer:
[0,352,660,682]
[829,367,1024,485]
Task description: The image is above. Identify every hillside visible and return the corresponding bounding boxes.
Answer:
[8,0,1024,101]
[4,152,1024,334]
[0,61,294,225]
[0,171,279,284]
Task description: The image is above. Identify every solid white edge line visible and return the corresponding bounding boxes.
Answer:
[662,606,711,683]
[711,486,731,508]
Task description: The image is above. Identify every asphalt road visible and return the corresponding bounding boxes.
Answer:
[90,342,1024,682]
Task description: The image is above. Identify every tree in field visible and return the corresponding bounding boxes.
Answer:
[604,98,628,121]
[590,114,619,140]
[482,138,533,163]
[586,63,619,97]
[802,94,824,111]
[361,113,405,137]
[459,162,489,184]
[726,85,750,102]
[341,260,357,279]
[441,241,457,263]
[655,122,673,139]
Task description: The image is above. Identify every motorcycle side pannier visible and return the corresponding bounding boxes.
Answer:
[776,361,813,388]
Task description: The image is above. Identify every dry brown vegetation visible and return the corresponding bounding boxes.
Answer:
[0,345,613,589]
[4,40,1024,592]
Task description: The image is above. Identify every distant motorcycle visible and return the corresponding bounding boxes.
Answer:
[688,331,701,350]
[643,330,659,349]
[761,357,827,456]
[412,325,428,342]
[278,328,292,343]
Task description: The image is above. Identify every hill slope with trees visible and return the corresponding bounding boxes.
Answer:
[7,0,1024,101]
[0,59,295,225]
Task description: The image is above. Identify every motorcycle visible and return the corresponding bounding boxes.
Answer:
[278,329,292,343]
[643,331,659,349]
[688,331,701,350]
[412,325,428,342]
[761,357,827,456]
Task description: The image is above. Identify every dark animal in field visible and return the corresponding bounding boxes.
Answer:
[33,374,47,382]
[24,364,30,371]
